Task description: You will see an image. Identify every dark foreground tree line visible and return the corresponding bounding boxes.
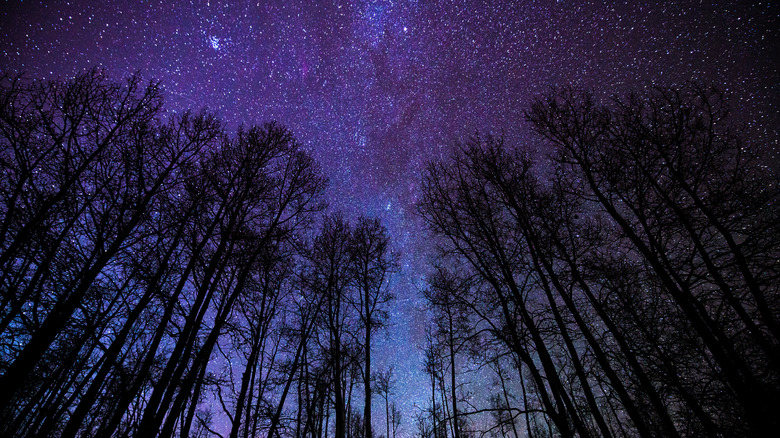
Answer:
[415,84,779,437]
[0,70,777,438]
[0,70,399,438]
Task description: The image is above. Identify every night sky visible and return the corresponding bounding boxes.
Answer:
[2,0,777,434]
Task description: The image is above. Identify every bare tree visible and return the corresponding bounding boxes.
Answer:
[307,214,356,438]
[390,402,401,438]
[350,216,398,438]
[0,69,166,418]
[0,70,332,438]
[419,143,592,437]
[374,367,394,438]
[527,84,780,435]
[424,268,480,438]
[417,83,779,437]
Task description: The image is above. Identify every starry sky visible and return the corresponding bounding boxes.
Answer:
[1,0,777,434]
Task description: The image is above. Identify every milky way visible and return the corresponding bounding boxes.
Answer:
[2,0,777,433]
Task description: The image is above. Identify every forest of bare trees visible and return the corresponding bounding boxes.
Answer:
[416,84,779,437]
[1,71,777,438]
[0,70,399,438]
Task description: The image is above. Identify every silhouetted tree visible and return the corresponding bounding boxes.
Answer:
[418,83,779,437]
[0,70,331,438]
[306,214,356,438]
[419,142,591,437]
[350,216,398,438]
[424,267,479,438]
[0,69,166,417]
[374,367,394,438]
[390,402,401,438]
[527,84,780,435]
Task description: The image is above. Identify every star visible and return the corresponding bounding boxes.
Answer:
[208,35,220,50]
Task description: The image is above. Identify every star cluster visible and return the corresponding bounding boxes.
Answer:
[1,0,777,433]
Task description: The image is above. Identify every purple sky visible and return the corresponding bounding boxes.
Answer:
[2,0,777,433]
